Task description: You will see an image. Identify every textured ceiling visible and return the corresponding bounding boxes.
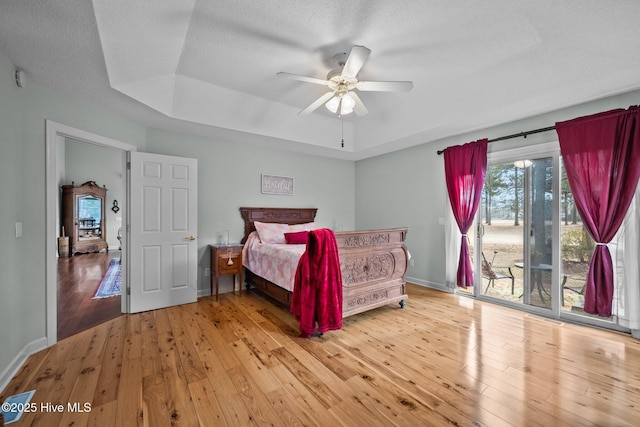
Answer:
[2,1,640,160]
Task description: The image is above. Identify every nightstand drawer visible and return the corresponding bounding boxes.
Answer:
[218,256,241,274]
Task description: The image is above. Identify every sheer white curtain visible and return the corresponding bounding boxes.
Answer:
[445,194,461,290]
[613,183,640,338]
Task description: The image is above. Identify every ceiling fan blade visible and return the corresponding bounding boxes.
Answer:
[341,45,371,79]
[356,80,414,92]
[349,92,368,117]
[277,72,330,86]
[299,91,335,115]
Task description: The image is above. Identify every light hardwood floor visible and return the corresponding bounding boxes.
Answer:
[57,252,121,341]
[2,284,639,426]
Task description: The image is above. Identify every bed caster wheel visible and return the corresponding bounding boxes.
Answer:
[399,300,406,309]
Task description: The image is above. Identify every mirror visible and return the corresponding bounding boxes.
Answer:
[77,196,102,238]
[62,181,108,254]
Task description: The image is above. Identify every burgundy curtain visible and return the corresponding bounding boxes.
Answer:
[556,106,640,317]
[443,139,488,287]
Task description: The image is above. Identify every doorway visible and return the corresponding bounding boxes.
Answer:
[477,157,557,311]
[456,141,631,334]
[45,121,135,346]
[456,143,562,315]
[56,139,124,340]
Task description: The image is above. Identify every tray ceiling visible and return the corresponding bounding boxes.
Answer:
[1,0,640,160]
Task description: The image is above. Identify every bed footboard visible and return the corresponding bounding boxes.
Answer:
[240,207,408,318]
[335,228,409,317]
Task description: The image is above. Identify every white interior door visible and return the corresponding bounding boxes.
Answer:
[128,151,198,313]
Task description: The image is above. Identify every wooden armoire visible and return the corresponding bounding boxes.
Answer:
[61,181,108,255]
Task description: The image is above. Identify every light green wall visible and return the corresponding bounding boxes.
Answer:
[0,48,355,379]
[146,128,355,292]
[355,89,640,288]
[0,50,26,382]
[0,50,147,379]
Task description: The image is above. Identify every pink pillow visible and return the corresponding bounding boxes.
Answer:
[254,221,288,244]
[285,231,309,244]
[288,222,318,232]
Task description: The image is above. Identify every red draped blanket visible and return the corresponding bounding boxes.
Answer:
[290,228,343,338]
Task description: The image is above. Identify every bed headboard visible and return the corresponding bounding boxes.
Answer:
[240,207,318,243]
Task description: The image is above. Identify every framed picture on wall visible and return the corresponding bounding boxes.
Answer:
[261,174,294,196]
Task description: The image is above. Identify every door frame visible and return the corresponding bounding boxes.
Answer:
[45,120,136,346]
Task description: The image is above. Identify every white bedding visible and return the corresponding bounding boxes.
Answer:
[242,231,305,292]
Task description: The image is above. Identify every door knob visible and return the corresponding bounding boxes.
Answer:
[185,235,196,241]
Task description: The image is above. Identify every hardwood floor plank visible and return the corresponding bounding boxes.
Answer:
[340,374,437,427]
[88,400,117,427]
[122,313,142,362]
[92,317,126,406]
[114,356,143,426]
[165,306,208,384]
[193,309,243,372]
[155,330,200,426]
[196,349,257,426]
[24,359,84,427]
[270,346,343,409]
[225,364,287,426]
[217,300,280,368]
[479,384,578,427]
[230,339,282,394]
[264,388,317,427]
[141,373,172,427]
[294,339,360,382]
[55,357,101,427]
[187,378,227,426]
[139,311,163,378]
[335,342,481,425]
[179,303,214,354]
[267,364,344,427]
[3,284,640,426]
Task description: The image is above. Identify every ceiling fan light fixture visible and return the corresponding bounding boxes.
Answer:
[279,45,413,117]
[325,95,340,114]
[325,92,355,116]
[341,93,355,114]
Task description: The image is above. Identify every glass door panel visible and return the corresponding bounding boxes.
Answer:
[479,158,555,310]
[458,147,627,334]
[528,158,554,309]
[559,159,604,319]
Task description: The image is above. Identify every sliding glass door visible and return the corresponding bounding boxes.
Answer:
[456,142,629,334]
[471,156,556,312]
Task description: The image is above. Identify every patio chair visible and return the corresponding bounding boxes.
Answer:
[561,275,584,305]
[482,251,515,294]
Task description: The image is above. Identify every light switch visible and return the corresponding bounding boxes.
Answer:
[15,222,23,238]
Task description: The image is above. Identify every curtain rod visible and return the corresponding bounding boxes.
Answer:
[436,125,556,155]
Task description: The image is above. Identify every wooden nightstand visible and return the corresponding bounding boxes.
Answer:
[209,244,243,300]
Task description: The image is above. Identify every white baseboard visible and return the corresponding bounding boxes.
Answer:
[197,288,212,298]
[0,337,48,393]
[406,276,452,293]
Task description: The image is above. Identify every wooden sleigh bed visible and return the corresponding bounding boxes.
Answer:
[240,207,409,318]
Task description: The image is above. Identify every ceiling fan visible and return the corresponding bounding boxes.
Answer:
[278,45,413,117]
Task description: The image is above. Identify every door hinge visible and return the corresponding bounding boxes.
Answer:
[126,287,131,295]
[127,161,131,170]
